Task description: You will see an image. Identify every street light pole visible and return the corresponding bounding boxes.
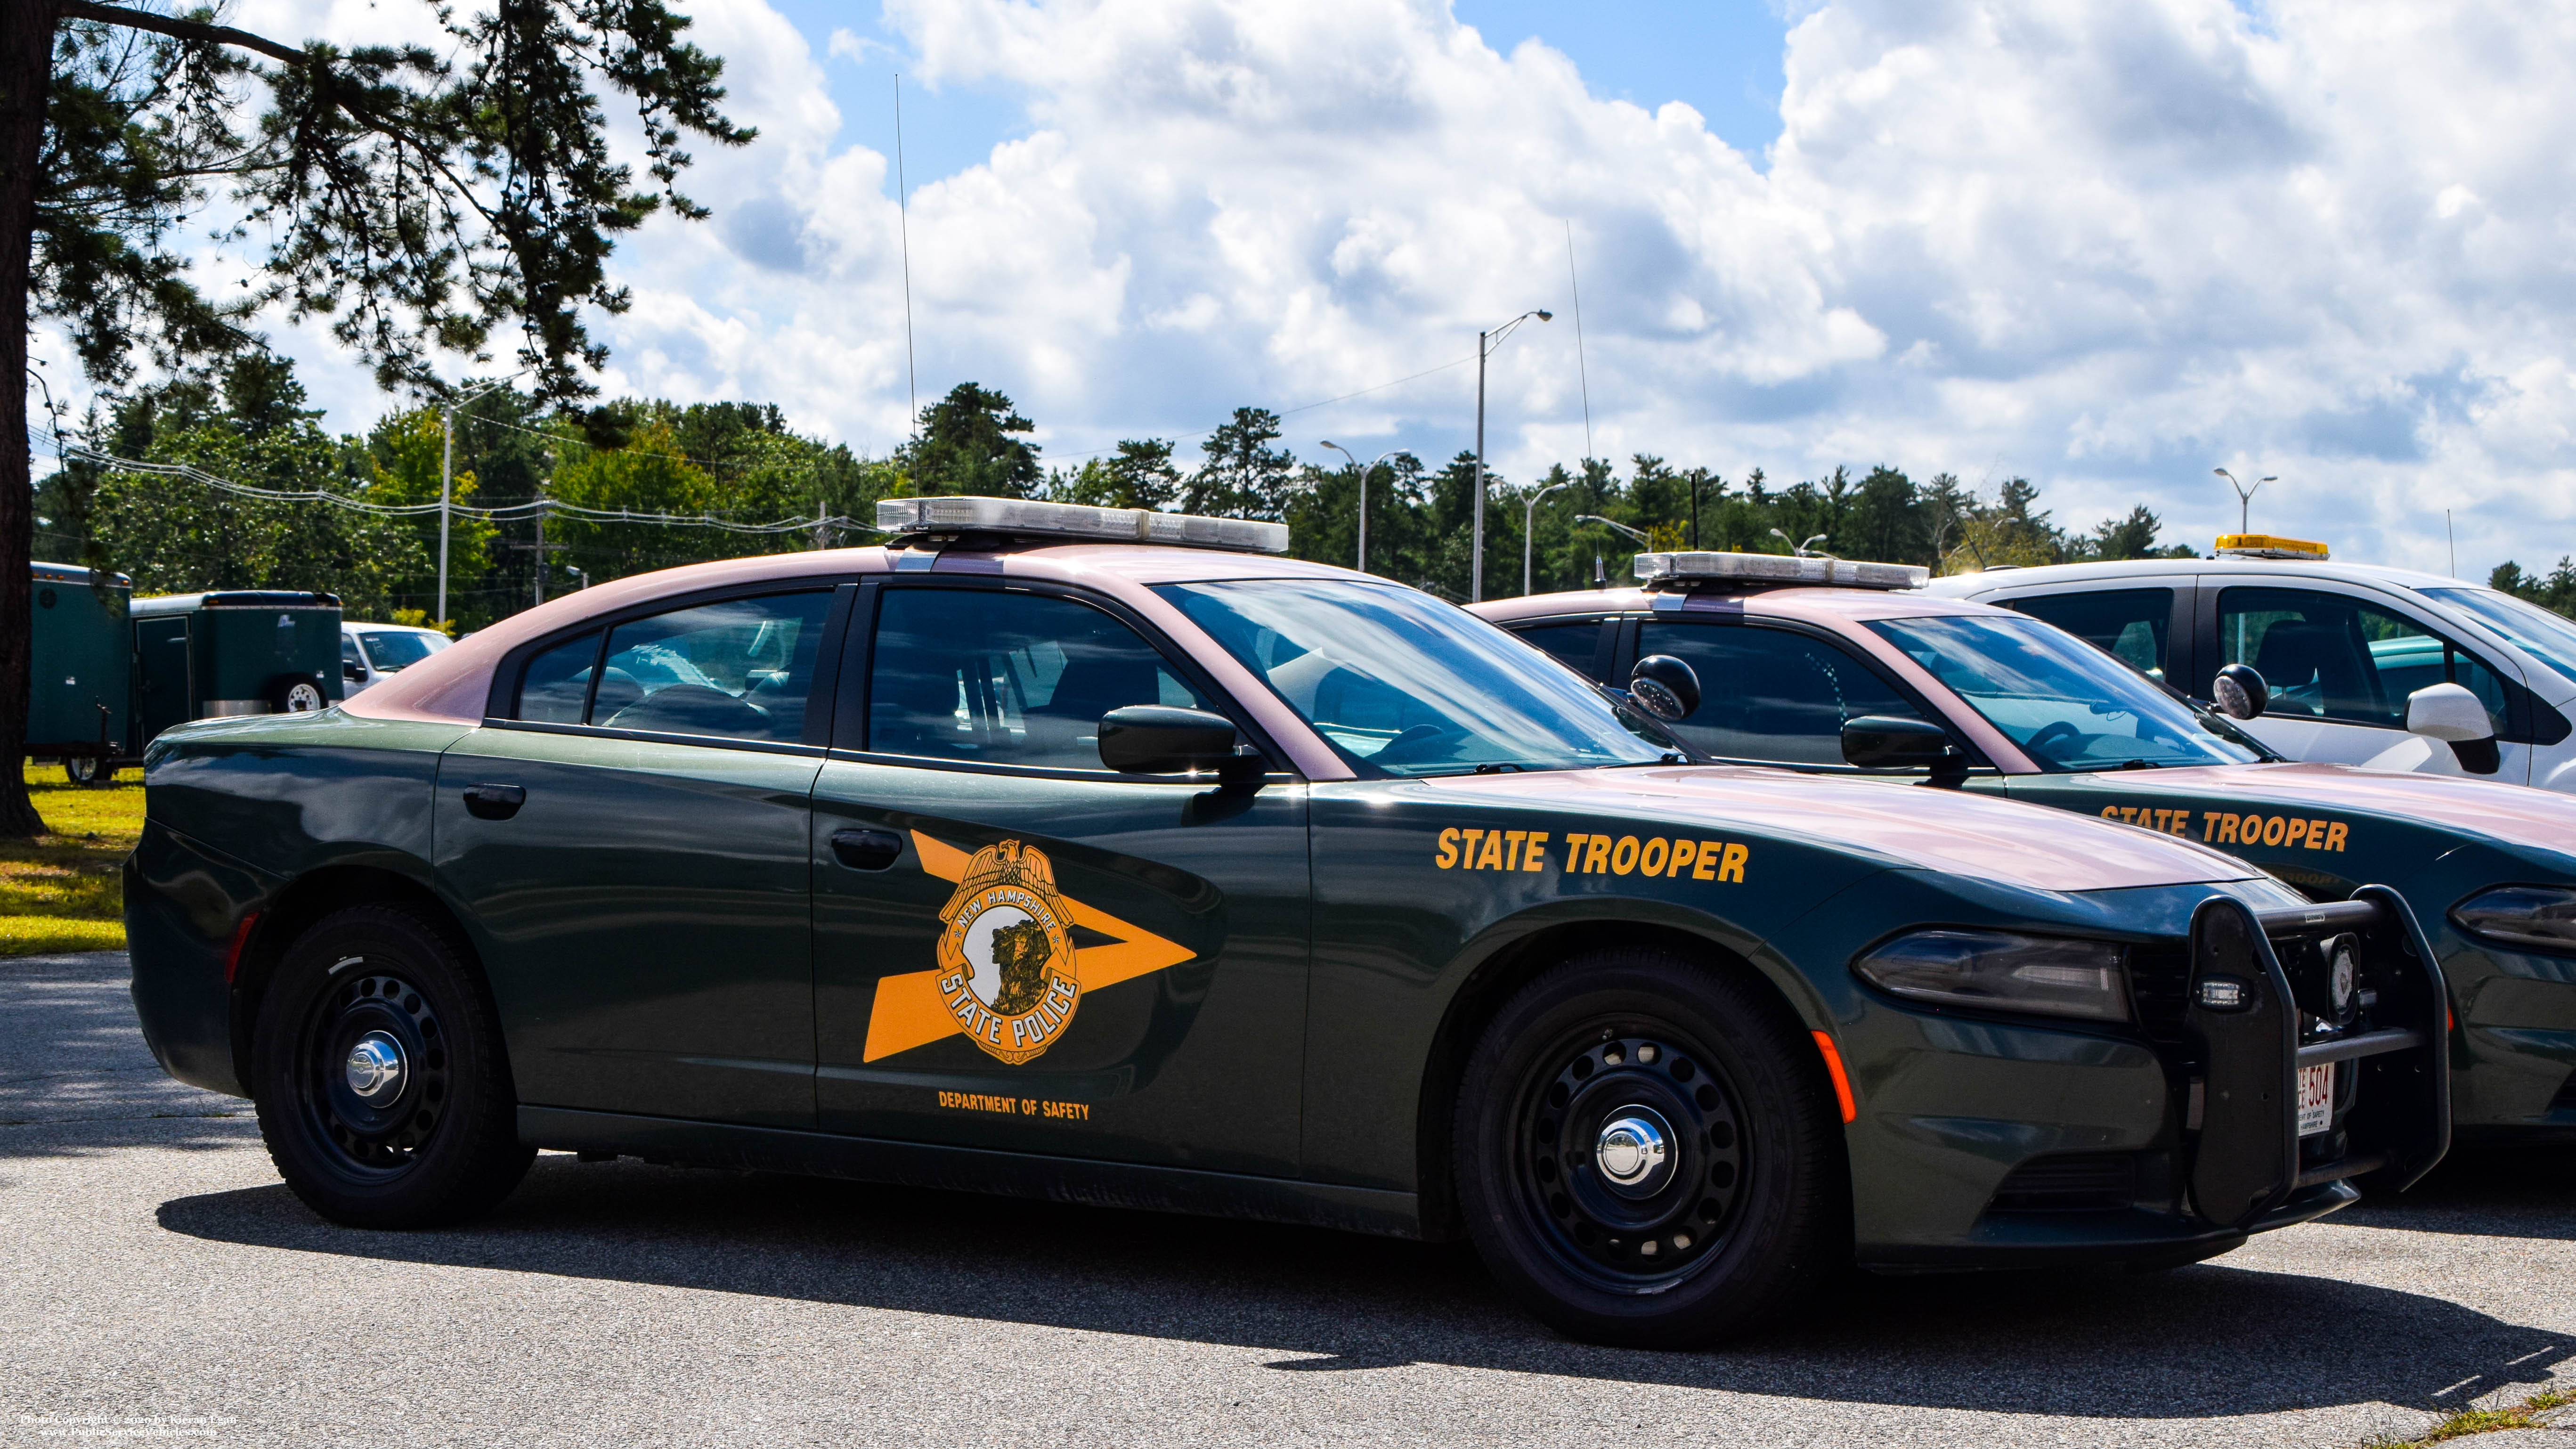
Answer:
[1472,309,1553,602]
[1319,441,1403,574]
[2213,468,2276,534]
[1524,480,1571,595]
[438,372,523,630]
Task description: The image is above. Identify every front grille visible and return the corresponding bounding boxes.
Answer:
[2127,943,2192,1044]
[1988,1152,2140,1213]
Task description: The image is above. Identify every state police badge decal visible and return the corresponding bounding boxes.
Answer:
[935,839,1081,1064]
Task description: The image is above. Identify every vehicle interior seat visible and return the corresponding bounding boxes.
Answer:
[2253,620,2383,720]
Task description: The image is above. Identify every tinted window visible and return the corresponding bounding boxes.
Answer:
[516,631,600,724]
[869,589,1210,769]
[1640,622,1929,766]
[1515,621,1609,680]
[2422,587,2576,690]
[2008,589,2172,681]
[2218,587,2506,732]
[1161,579,1673,777]
[357,629,440,671]
[341,634,364,670]
[592,593,831,742]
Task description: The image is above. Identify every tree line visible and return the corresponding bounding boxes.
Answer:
[41,370,2227,626]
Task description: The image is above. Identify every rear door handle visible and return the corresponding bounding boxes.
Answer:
[830,828,904,871]
[462,783,526,820]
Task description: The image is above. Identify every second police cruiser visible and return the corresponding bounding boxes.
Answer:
[1476,550,2576,1140]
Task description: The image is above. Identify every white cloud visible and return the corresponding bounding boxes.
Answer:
[42,0,2576,575]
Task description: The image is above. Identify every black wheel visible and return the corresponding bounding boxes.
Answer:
[1454,948,1847,1347]
[269,673,328,713]
[62,756,114,787]
[251,904,532,1227]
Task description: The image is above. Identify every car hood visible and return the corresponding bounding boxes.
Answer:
[1416,765,2264,892]
[2072,761,2576,863]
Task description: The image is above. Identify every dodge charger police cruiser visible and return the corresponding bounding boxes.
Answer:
[1476,550,2576,1140]
[128,500,2446,1346]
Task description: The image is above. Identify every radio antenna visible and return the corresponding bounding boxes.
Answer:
[1566,220,1593,463]
[896,74,919,439]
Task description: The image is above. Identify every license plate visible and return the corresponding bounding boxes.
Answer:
[2296,1062,2335,1136]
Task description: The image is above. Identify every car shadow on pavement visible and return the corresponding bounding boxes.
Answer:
[2333,1139,2576,1239]
[159,1152,2573,1419]
[0,952,249,1158]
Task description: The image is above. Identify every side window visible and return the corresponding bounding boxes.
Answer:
[869,588,1213,769]
[2218,587,2507,732]
[2008,589,2172,681]
[341,635,365,671]
[516,631,600,724]
[1514,621,1609,682]
[592,592,832,742]
[1639,621,1931,766]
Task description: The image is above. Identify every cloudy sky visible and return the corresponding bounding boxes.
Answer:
[43,0,2576,577]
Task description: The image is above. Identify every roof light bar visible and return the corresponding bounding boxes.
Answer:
[1633,551,1930,591]
[2215,533,2330,561]
[876,496,1290,554]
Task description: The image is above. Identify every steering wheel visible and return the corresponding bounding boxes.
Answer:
[2022,719,2083,760]
[1368,724,1461,767]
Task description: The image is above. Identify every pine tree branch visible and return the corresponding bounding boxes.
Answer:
[56,3,309,68]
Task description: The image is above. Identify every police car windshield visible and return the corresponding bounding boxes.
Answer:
[1161,580,1675,777]
[2420,587,2576,690]
[1869,614,2264,772]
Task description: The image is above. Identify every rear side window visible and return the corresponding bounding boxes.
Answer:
[1514,621,1609,681]
[508,591,832,742]
[516,631,599,724]
[1637,621,1930,766]
[2008,589,2173,681]
[868,588,1211,769]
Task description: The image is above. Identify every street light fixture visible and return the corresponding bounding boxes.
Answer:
[1318,441,1404,575]
[1769,528,1828,558]
[1473,308,1553,602]
[1576,513,1650,545]
[1523,480,1572,595]
[2214,468,2276,534]
[439,371,526,630]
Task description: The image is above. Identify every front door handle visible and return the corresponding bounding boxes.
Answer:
[462,783,526,820]
[830,828,904,871]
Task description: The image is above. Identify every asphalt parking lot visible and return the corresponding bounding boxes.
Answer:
[4,951,2571,1449]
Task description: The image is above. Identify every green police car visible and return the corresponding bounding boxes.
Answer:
[1475,550,2576,1143]
[129,500,2447,1346]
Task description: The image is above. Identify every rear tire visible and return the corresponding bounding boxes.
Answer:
[1453,947,1847,1347]
[63,757,113,787]
[251,904,531,1227]
[269,674,328,713]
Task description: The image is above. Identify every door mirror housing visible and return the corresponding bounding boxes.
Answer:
[1627,654,1701,722]
[1842,715,1966,784]
[1098,705,1247,777]
[342,662,368,684]
[2406,682,2501,774]
[2212,663,2269,720]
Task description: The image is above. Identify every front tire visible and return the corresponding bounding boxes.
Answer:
[1453,948,1848,1347]
[251,905,531,1227]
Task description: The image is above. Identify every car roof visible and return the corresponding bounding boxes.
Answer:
[1926,556,2470,595]
[343,541,1371,728]
[1471,585,2013,626]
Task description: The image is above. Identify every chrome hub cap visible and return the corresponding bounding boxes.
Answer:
[1594,1108,1673,1197]
[344,1032,406,1101]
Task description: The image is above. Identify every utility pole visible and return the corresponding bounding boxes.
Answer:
[815,498,830,551]
[1524,480,1571,596]
[437,373,523,630]
[1472,309,1552,602]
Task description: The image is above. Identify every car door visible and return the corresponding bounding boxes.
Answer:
[809,579,1310,1177]
[2202,583,2533,784]
[435,583,849,1129]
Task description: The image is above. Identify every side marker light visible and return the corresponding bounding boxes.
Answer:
[1811,1030,1857,1123]
[222,912,261,985]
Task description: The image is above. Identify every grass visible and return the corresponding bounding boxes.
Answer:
[0,762,144,955]
[2370,1389,2573,1445]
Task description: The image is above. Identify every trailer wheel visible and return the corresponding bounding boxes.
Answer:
[270,674,328,713]
[62,757,114,787]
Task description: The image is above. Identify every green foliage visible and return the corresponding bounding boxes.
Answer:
[1186,408,1299,521]
[902,383,1039,497]
[2493,558,2576,618]
[1054,440,1183,511]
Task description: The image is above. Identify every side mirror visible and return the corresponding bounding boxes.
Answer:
[1628,654,1701,722]
[1842,715,1966,784]
[1099,705,1245,776]
[2212,663,2269,720]
[2407,683,2501,774]
[342,662,367,683]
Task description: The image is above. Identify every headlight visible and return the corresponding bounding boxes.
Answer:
[1853,930,2132,1022]
[2449,885,2576,952]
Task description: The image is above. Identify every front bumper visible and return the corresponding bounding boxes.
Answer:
[1848,885,2449,1265]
